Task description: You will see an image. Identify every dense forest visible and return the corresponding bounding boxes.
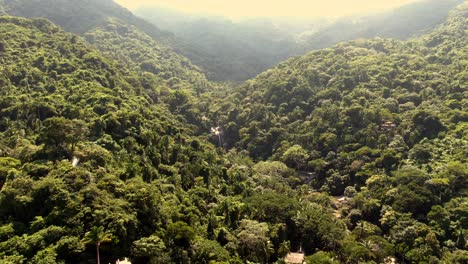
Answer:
[0,0,467,264]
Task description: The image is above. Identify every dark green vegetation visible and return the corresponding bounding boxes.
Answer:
[136,0,463,82]
[0,15,227,263]
[0,0,467,264]
[81,17,214,108]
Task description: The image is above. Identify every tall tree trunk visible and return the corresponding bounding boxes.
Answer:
[97,243,100,264]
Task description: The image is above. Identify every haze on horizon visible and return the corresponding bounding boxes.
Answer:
[115,0,421,18]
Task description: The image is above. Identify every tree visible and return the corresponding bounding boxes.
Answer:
[245,191,299,223]
[376,149,400,172]
[131,235,170,263]
[341,236,373,263]
[306,251,339,264]
[236,219,273,263]
[82,226,113,264]
[319,132,338,153]
[294,203,345,253]
[166,221,195,248]
[0,157,21,188]
[192,239,230,263]
[410,111,445,144]
[39,117,88,158]
[387,167,434,216]
[281,145,309,170]
[409,143,432,165]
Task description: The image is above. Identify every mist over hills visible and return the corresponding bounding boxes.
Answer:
[302,0,466,49]
[3,0,461,83]
[136,0,464,82]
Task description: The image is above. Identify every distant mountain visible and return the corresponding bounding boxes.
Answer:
[136,0,464,82]
[136,7,317,82]
[167,18,301,82]
[302,0,465,50]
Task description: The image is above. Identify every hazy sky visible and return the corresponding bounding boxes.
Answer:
[115,0,421,18]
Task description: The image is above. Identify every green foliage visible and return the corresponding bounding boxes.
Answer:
[0,14,230,263]
[82,226,113,264]
[192,239,231,263]
[166,221,195,248]
[82,226,113,247]
[281,145,310,170]
[84,18,209,92]
[235,219,273,263]
[131,235,169,262]
[306,251,339,264]
[0,1,466,263]
[294,203,346,253]
[245,191,299,223]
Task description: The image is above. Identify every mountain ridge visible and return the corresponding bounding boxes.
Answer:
[0,0,212,91]
[1,0,173,40]
[136,0,464,82]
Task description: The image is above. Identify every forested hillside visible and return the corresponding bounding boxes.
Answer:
[83,18,209,90]
[0,0,467,264]
[0,0,212,94]
[203,2,468,262]
[0,16,231,263]
[212,2,467,161]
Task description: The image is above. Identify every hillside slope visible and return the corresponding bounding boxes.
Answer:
[135,10,304,82]
[0,0,211,92]
[83,18,208,90]
[0,16,228,263]
[212,1,467,161]
[201,5,467,262]
[207,0,468,203]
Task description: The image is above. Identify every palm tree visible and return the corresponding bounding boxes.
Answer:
[82,226,113,264]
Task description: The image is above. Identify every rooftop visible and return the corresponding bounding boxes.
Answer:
[285,252,305,264]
